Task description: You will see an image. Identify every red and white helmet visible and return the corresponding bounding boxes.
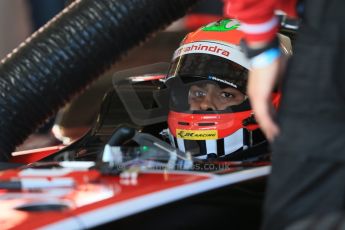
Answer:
[165,19,291,160]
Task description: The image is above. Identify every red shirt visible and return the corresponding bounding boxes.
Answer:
[223,0,298,44]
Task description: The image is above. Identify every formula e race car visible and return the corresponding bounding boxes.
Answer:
[0,0,305,227]
[0,62,272,230]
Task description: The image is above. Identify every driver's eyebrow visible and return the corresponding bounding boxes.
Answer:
[192,83,208,89]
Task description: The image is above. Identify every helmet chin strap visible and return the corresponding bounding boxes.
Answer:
[172,128,246,159]
[242,114,257,126]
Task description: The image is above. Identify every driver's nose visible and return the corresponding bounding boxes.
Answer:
[199,96,216,111]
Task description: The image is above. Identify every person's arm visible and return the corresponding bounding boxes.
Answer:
[223,0,296,141]
[224,0,278,45]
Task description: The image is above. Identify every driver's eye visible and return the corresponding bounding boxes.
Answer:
[190,89,206,97]
[221,92,234,98]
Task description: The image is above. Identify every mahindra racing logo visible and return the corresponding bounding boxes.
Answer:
[173,41,232,61]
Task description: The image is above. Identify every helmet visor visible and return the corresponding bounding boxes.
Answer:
[167,53,249,113]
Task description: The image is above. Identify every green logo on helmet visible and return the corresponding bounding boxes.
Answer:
[202,19,240,32]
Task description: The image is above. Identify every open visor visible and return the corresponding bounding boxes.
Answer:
[166,52,249,114]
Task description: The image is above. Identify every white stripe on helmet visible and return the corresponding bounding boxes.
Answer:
[172,41,250,69]
[205,139,217,155]
[224,129,244,155]
[177,138,186,152]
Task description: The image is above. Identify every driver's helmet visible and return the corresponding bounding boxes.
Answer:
[165,18,292,160]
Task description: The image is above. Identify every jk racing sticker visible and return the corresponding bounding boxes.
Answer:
[176,129,218,140]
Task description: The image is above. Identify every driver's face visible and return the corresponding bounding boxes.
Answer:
[188,83,245,111]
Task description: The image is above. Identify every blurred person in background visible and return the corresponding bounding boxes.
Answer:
[224,0,345,229]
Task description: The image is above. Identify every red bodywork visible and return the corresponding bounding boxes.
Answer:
[1,146,270,229]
